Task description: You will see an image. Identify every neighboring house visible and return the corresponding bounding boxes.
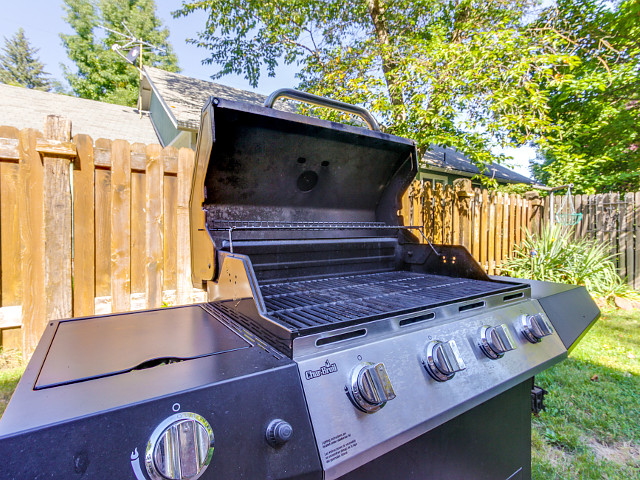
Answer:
[0,71,536,186]
[0,83,158,144]
[140,67,536,185]
[420,146,537,187]
[139,66,295,149]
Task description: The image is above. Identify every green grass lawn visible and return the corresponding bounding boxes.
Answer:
[0,349,24,418]
[0,309,638,477]
[532,309,640,478]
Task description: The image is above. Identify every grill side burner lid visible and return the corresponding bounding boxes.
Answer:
[190,93,419,288]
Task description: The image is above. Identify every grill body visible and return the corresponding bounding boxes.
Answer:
[0,95,599,479]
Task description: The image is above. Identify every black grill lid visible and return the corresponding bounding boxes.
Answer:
[197,97,418,225]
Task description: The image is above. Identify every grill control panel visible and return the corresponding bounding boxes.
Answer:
[296,299,566,480]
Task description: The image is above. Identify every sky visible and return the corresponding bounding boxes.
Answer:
[0,0,535,177]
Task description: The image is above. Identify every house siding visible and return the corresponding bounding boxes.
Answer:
[149,93,179,146]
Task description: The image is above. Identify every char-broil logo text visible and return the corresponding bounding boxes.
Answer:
[305,359,338,380]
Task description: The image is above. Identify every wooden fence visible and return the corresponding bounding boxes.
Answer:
[402,179,640,289]
[1,117,638,354]
[0,117,204,355]
[567,192,640,290]
[401,179,544,275]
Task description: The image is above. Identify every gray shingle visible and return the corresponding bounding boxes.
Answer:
[423,145,536,184]
[143,66,295,130]
[0,83,159,144]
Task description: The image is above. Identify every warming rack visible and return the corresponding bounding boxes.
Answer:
[207,220,440,255]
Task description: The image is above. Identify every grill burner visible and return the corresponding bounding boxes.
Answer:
[261,271,519,331]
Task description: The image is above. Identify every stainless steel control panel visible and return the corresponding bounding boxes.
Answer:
[295,299,566,480]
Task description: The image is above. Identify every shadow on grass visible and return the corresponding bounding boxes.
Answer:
[532,352,640,478]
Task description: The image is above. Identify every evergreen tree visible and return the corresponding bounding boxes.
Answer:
[0,28,52,91]
[62,0,179,107]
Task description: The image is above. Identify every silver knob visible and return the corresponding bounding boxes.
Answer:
[521,313,554,343]
[347,362,396,413]
[480,324,517,359]
[423,340,466,382]
[146,412,214,480]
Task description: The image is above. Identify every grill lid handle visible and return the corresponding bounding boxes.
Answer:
[263,88,381,131]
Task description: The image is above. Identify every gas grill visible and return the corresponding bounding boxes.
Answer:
[0,90,599,480]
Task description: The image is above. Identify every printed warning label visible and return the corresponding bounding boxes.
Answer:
[321,432,358,464]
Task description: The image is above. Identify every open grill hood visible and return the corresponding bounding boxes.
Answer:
[189,97,419,287]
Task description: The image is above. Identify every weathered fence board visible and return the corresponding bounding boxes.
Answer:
[146,144,164,309]
[110,139,132,313]
[0,126,21,307]
[94,139,112,298]
[131,143,147,295]
[73,134,95,317]
[18,128,46,354]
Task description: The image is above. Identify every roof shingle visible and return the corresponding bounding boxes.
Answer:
[143,66,294,130]
[0,83,158,144]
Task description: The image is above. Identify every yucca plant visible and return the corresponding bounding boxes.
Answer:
[501,224,638,299]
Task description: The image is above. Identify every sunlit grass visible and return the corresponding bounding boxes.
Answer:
[0,348,25,418]
[532,308,640,479]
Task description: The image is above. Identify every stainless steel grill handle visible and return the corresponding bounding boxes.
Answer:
[263,88,381,131]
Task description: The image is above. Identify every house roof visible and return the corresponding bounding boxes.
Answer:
[422,145,537,184]
[139,68,537,185]
[141,66,295,131]
[0,83,158,144]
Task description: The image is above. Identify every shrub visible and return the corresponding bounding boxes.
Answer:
[501,224,638,299]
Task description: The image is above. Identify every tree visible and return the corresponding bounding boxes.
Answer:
[175,0,578,175]
[62,0,179,107]
[531,0,640,194]
[0,28,52,91]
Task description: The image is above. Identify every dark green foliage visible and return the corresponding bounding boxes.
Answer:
[61,0,179,107]
[0,28,52,91]
[532,0,640,194]
[501,224,638,298]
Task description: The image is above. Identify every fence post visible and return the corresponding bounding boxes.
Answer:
[453,179,472,249]
[40,116,75,326]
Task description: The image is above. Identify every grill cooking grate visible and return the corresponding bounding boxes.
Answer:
[260,271,519,331]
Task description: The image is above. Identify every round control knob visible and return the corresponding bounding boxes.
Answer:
[266,419,293,447]
[347,362,396,413]
[422,340,466,382]
[521,313,554,343]
[480,324,517,359]
[145,412,214,480]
